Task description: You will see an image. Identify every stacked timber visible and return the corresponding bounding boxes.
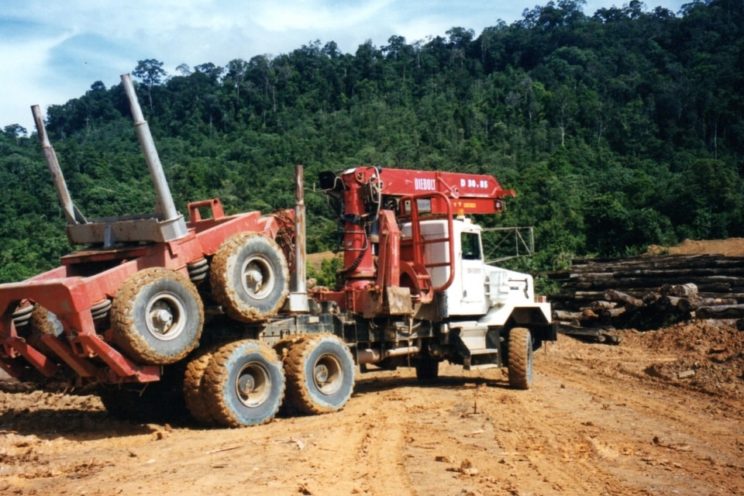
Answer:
[549,255,744,333]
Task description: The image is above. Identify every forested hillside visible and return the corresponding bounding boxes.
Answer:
[1,0,742,283]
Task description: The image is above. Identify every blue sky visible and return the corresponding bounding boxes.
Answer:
[1,0,686,131]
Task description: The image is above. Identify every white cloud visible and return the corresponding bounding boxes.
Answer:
[252,0,394,31]
[0,30,79,130]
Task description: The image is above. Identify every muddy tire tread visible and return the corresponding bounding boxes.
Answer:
[203,340,285,427]
[210,233,289,322]
[508,327,532,390]
[183,349,216,425]
[111,268,204,365]
[284,333,354,415]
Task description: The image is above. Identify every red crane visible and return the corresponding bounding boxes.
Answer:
[316,166,515,314]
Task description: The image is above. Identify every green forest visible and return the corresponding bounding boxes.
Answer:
[0,0,742,284]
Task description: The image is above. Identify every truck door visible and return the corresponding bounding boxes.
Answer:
[459,230,488,314]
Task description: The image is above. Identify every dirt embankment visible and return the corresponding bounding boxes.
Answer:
[1,321,742,496]
[647,238,744,256]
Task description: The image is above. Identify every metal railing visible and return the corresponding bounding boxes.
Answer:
[482,226,535,263]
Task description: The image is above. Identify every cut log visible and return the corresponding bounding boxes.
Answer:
[581,308,598,319]
[618,267,744,277]
[696,304,744,319]
[589,300,616,311]
[665,296,693,313]
[696,292,744,300]
[643,291,661,304]
[599,307,626,322]
[568,255,744,272]
[604,289,644,308]
[572,276,742,291]
[668,283,698,298]
[554,310,584,321]
[698,297,738,306]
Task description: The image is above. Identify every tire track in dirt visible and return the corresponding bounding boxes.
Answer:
[539,356,743,461]
[534,350,744,495]
[350,386,416,496]
[478,383,635,496]
[535,372,744,496]
[271,405,372,495]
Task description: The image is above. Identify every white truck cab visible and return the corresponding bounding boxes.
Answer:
[402,217,550,324]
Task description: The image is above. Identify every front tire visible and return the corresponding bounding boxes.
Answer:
[284,334,355,415]
[508,327,533,390]
[202,340,285,427]
[111,268,204,365]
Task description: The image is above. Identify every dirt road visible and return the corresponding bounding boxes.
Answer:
[1,322,742,496]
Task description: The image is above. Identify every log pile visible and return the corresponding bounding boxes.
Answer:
[548,255,744,336]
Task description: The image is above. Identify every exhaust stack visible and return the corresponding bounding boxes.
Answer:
[121,73,187,239]
[288,164,309,312]
[31,105,86,225]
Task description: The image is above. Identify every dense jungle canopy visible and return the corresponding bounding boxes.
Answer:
[1,0,742,283]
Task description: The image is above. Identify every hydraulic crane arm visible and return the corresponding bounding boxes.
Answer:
[320,166,515,218]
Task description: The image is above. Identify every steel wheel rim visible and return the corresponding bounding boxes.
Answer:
[313,353,343,396]
[145,292,186,341]
[235,361,271,408]
[240,255,275,300]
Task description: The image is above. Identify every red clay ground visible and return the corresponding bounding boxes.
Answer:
[647,238,744,256]
[1,321,742,496]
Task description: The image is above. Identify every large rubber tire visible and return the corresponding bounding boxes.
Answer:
[414,354,440,383]
[284,334,355,415]
[111,268,204,365]
[210,233,289,322]
[202,340,285,427]
[508,327,534,390]
[183,349,216,425]
[28,306,64,354]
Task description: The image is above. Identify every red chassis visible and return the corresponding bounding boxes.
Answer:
[0,200,291,384]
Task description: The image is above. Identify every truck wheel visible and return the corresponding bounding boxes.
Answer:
[284,334,355,415]
[508,327,533,390]
[112,268,204,365]
[210,233,289,322]
[183,350,216,425]
[28,306,64,354]
[415,355,439,383]
[202,340,285,427]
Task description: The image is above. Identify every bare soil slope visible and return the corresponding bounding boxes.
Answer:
[1,322,742,496]
[647,238,744,256]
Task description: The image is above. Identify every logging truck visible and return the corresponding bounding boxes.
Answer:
[0,74,554,427]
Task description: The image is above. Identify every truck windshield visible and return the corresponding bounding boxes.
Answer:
[461,232,482,260]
